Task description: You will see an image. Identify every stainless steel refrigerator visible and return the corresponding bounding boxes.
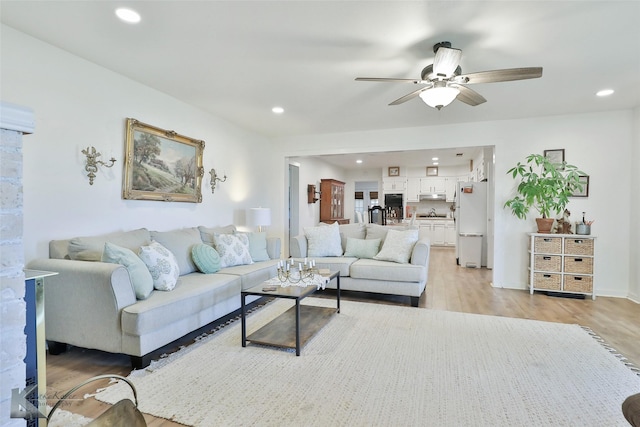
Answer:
[455,181,488,268]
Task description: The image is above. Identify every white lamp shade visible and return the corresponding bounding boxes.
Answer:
[419,85,460,109]
[248,207,271,227]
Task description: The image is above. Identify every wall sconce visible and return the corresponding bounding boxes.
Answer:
[209,168,227,193]
[307,184,321,203]
[81,146,116,185]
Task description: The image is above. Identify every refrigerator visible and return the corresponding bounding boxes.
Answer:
[455,181,487,268]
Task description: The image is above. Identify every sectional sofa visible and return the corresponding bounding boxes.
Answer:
[26,225,281,368]
[290,222,430,306]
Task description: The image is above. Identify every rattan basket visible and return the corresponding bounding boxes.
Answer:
[532,272,561,290]
[534,237,562,254]
[564,275,593,293]
[564,256,593,274]
[565,238,594,255]
[533,255,561,272]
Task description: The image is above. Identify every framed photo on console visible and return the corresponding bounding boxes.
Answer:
[122,118,205,203]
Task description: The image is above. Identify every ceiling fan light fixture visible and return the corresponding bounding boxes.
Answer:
[419,83,460,110]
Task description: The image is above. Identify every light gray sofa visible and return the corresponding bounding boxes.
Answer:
[26,225,281,368]
[290,223,430,307]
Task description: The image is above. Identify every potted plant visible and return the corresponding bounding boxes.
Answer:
[504,154,585,233]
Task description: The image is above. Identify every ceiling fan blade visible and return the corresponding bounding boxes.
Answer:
[389,86,430,105]
[450,84,487,106]
[457,67,543,84]
[355,77,421,84]
[433,47,462,77]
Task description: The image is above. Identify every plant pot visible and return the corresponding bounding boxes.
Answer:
[535,218,555,234]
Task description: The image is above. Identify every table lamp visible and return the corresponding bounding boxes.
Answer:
[248,207,271,232]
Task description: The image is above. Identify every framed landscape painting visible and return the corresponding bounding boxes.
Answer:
[122,118,205,203]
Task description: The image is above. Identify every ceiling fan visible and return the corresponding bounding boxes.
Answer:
[355,41,543,110]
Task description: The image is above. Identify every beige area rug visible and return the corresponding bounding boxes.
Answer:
[96,298,640,426]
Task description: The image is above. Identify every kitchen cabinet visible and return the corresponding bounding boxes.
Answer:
[444,221,456,246]
[320,179,350,224]
[416,219,455,247]
[445,178,457,202]
[420,177,446,194]
[406,178,420,202]
[383,177,407,192]
[528,233,596,299]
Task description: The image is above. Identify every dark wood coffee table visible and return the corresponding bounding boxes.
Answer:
[241,271,339,356]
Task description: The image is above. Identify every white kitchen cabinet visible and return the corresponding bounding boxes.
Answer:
[420,177,446,194]
[406,178,420,202]
[444,221,456,246]
[445,178,456,202]
[416,219,455,246]
[383,178,407,192]
[431,222,446,245]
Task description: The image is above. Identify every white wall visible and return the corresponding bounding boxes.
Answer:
[276,111,637,298]
[630,107,640,303]
[1,25,283,263]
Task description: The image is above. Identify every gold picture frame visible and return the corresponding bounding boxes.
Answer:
[388,166,400,177]
[123,118,205,203]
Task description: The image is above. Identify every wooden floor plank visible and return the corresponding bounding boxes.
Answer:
[44,246,639,426]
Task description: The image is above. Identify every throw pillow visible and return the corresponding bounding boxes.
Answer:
[344,237,381,259]
[138,241,180,291]
[304,222,343,257]
[101,242,154,300]
[373,228,419,264]
[339,223,366,253]
[235,231,270,262]
[191,243,222,274]
[150,228,203,276]
[198,225,237,246]
[68,228,151,261]
[212,233,253,268]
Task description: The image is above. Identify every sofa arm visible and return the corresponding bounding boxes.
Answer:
[266,237,281,260]
[289,235,307,258]
[26,258,137,354]
[410,237,431,267]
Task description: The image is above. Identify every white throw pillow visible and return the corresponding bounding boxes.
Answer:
[373,228,419,264]
[304,222,343,257]
[139,241,180,291]
[212,233,254,268]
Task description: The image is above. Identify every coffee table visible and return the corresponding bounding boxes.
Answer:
[241,271,339,356]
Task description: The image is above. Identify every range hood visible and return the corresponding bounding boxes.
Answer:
[419,193,447,201]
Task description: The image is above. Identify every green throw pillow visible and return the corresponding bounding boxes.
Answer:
[102,242,154,300]
[344,237,381,259]
[191,244,221,274]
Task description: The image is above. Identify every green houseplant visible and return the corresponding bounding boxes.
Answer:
[504,154,585,233]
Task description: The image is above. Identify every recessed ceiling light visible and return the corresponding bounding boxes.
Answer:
[116,8,141,23]
[356,159,363,164]
[272,106,284,114]
[432,157,439,161]
[433,162,439,166]
[596,89,614,97]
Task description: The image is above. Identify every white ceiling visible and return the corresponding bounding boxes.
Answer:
[2,1,639,168]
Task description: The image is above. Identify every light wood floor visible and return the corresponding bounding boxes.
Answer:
[45,247,640,426]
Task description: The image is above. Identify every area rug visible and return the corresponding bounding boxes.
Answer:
[96,298,640,426]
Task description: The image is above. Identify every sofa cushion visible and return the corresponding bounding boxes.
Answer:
[198,225,237,246]
[101,242,154,300]
[373,228,419,264]
[150,228,203,276]
[218,259,280,290]
[344,237,381,259]
[350,258,426,283]
[139,241,180,291]
[305,222,343,257]
[213,233,254,268]
[292,256,357,277]
[191,243,221,274]
[68,228,151,261]
[121,272,241,336]
[339,223,366,252]
[236,231,270,262]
